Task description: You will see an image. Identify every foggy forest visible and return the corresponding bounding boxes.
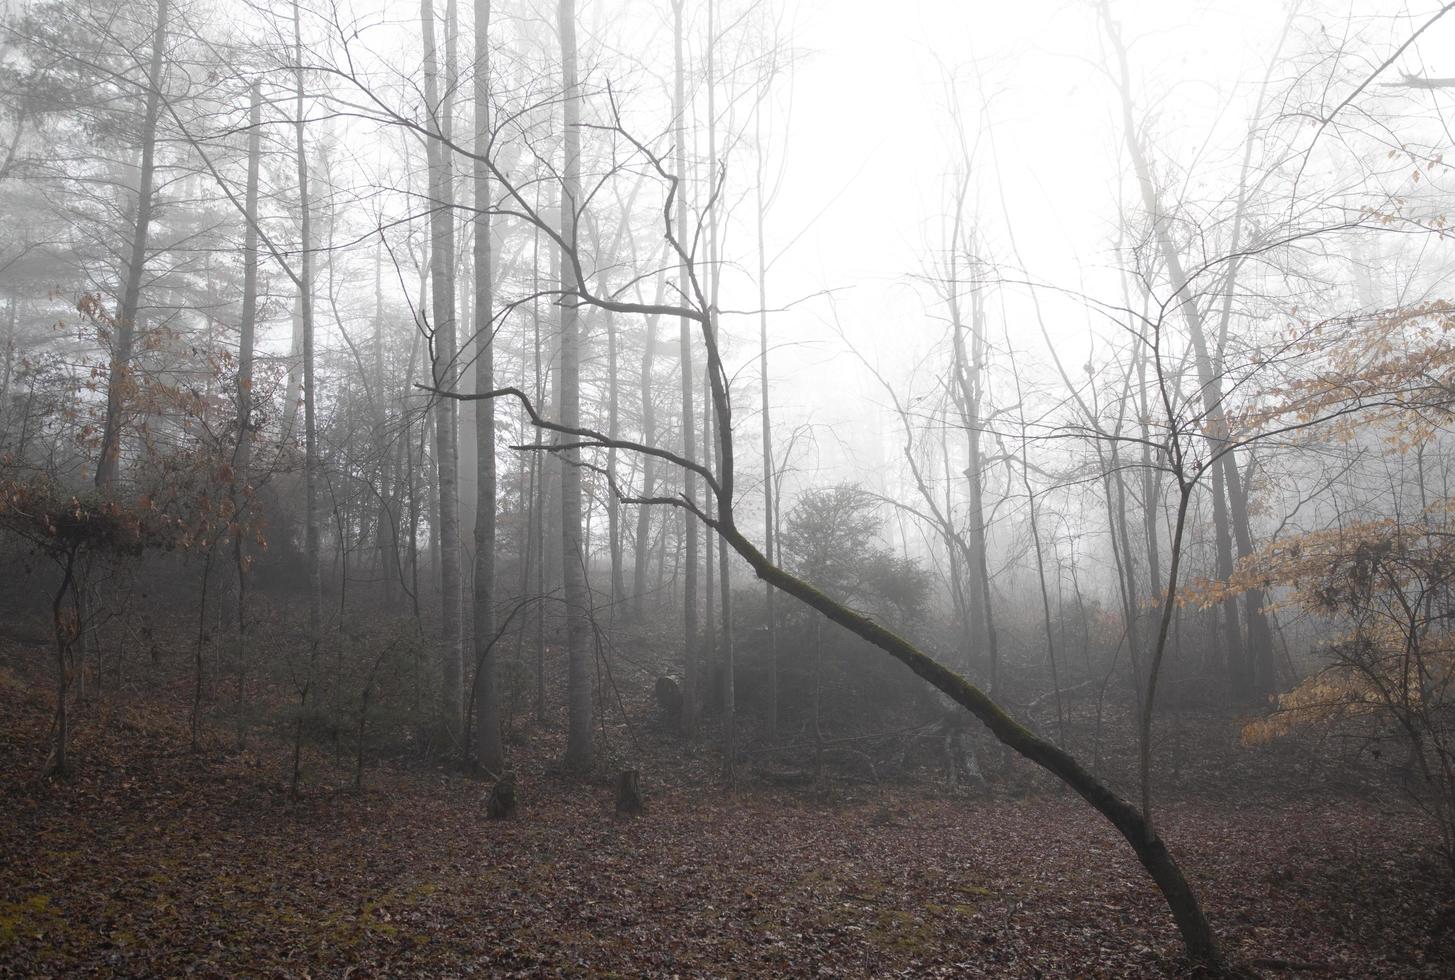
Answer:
[2,0,1454,975]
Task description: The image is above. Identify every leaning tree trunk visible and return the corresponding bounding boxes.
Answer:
[701,211,1223,965]
[97,0,168,490]
[710,515,1223,967]
[437,301,1228,974]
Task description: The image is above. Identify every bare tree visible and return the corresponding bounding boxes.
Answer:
[96,0,168,490]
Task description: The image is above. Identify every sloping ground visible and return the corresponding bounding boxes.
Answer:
[0,672,1450,978]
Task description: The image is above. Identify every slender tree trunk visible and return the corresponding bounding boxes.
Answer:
[947,233,998,693]
[531,223,547,724]
[673,0,698,737]
[293,0,322,651]
[703,373,716,703]
[96,0,168,490]
[558,0,592,771]
[49,549,79,777]
[754,123,777,743]
[1135,345,1164,598]
[470,0,503,775]
[705,0,734,765]
[1102,400,1147,717]
[1143,480,1194,825]
[374,244,399,608]
[233,79,261,740]
[544,224,563,595]
[422,0,464,744]
[632,309,659,619]
[942,426,972,672]
[606,311,624,609]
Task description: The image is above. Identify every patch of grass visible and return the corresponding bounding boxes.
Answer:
[0,895,58,947]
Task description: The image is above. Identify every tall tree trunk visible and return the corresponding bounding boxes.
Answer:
[558,0,592,771]
[672,0,698,737]
[754,115,777,743]
[422,0,464,743]
[374,243,399,608]
[703,372,716,703]
[233,78,262,737]
[96,0,168,490]
[471,0,503,774]
[544,225,563,595]
[531,220,547,724]
[293,0,322,651]
[705,0,734,765]
[947,224,998,694]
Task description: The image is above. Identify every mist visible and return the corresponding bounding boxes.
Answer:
[2,0,1453,975]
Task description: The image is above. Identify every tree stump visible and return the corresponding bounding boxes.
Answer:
[614,768,644,818]
[486,772,517,820]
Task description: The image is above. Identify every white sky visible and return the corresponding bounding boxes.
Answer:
[712,0,1455,491]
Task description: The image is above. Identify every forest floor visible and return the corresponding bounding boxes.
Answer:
[0,659,1451,978]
